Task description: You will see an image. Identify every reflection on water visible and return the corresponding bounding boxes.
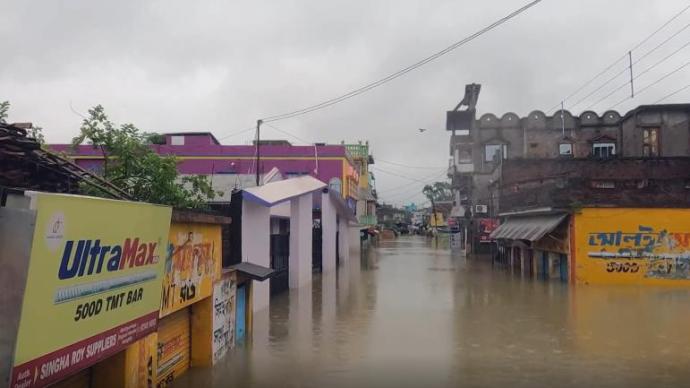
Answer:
[174,236,690,387]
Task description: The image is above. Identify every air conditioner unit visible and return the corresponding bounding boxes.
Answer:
[474,204,488,214]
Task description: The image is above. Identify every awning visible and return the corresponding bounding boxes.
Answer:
[242,175,326,207]
[489,213,567,242]
[228,262,275,281]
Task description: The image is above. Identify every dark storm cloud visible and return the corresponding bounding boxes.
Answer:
[2,0,689,204]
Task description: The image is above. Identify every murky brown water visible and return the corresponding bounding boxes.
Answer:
[174,236,690,387]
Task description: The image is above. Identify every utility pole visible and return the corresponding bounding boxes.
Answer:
[255,119,262,186]
[561,101,565,138]
[629,51,635,98]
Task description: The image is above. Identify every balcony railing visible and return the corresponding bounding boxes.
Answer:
[358,214,377,226]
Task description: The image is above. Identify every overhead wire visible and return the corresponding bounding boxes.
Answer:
[548,2,690,113]
[584,41,690,110]
[653,82,690,103]
[376,158,447,170]
[379,171,448,197]
[608,59,690,109]
[259,0,543,123]
[217,126,255,141]
[573,27,690,111]
[377,170,448,202]
[263,122,313,144]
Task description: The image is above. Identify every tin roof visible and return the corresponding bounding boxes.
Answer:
[490,213,567,242]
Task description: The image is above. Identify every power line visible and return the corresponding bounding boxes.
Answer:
[609,59,690,109]
[633,21,690,64]
[264,122,450,174]
[372,166,449,184]
[548,3,690,113]
[217,126,255,141]
[654,82,690,103]
[377,170,448,198]
[571,25,690,112]
[259,0,543,123]
[584,41,690,110]
[263,122,313,144]
[380,176,446,198]
[376,158,446,170]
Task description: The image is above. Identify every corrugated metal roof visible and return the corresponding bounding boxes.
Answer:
[228,262,274,281]
[490,213,567,242]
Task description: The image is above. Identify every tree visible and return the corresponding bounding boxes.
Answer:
[0,101,9,123]
[72,105,219,208]
[422,181,453,230]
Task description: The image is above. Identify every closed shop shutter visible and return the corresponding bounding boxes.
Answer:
[49,368,90,388]
[156,308,191,386]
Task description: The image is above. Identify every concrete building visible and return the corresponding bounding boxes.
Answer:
[445,87,690,285]
[343,141,378,226]
[446,84,690,252]
[51,132,361,209]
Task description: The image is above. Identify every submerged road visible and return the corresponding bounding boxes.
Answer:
[175,236,690,387]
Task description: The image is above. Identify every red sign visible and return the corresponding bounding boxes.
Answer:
[11,312,158,388]
[478,218,499,242]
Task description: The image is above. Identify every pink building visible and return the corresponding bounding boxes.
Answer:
[51,132,360,209]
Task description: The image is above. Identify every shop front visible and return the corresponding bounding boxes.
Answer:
[155,211,231,386]
[3,192,171,388]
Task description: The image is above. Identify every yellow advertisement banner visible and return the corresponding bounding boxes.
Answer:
[11,193,171,388]
[574,208,690,285]
[160,222,221,317]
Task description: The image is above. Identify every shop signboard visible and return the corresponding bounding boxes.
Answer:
[10,192,171,388]
[478,218,498,242]
[160,223,221,317]
[575,208,690,285]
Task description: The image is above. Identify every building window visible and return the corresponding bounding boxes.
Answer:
[484,144,508,162]
[592,143,615,158]
[591,180,615,189]
[170,135,185,146]
[642,128,660,157]
[558,143,573,156]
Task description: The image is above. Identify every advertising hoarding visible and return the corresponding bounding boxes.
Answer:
[575,208,690,285]
[10,193,171,388]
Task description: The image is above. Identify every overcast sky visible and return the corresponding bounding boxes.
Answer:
[3,0,690,205]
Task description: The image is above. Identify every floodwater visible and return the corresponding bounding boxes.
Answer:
[174,236,690,388]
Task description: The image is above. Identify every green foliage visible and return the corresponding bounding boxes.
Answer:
[72,105,219,208]
[0,101,9,123]
[29,126,45,145]
[422,181,453,203]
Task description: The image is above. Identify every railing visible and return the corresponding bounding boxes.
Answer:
[345,144,369,160]
[358,214,377,226]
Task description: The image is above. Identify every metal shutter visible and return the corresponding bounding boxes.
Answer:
[156,308,191,386]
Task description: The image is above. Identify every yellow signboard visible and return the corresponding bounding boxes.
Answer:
[574,208,690,285]
[11,193,171,388]
[159,223,221,317]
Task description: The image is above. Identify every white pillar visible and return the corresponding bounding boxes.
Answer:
[349,226,361,254]
[339,218,350,262]
[288,284,313,357]
[242,201,271,313]
[321,192,337,272]
[289,195,312,289]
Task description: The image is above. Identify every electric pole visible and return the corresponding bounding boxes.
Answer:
[256,119,262,186]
